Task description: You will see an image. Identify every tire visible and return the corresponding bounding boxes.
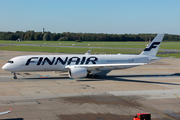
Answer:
[93,75,100,79]
[95,75,100,79]
[87,74,93,78]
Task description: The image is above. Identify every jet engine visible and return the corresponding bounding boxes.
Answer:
[68,67,87,79]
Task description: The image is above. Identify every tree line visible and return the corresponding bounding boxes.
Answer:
[0,31,180,42]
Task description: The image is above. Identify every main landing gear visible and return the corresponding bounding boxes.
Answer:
[13,72,17,79]
[87,74,100,79]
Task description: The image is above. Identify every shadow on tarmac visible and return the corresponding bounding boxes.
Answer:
[77,73,180,86]
[21,73,180,86]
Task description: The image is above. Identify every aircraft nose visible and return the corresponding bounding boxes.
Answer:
[2,64,9,71]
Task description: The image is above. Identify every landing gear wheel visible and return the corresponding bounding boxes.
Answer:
[87,74,100,79]
[93,75,100,79]
[89,74,94,78]
[95,75,100,79]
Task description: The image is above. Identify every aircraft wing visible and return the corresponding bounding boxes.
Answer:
[65,63,146,69]
[0,108,11,115]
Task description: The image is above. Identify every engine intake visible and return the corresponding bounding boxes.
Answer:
[68,67,87,79]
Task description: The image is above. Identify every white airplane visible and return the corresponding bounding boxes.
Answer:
[0,108,11,115]
[2,34,165,79]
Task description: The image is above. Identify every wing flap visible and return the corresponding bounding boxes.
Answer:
[65,63,146,69]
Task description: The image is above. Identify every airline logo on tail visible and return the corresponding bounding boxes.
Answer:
[144,42,161,51]
[140,34,164,56]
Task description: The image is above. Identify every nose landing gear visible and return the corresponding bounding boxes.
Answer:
[13,72,17,79]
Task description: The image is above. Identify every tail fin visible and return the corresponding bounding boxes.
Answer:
[140,34,165,56]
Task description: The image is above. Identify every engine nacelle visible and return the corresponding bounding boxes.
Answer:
[68,67,87,79]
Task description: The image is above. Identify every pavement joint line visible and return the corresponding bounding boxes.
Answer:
[13,110,20,118]
[117,96,176,120]
[174,93,180,99]
[76,115,83,120]
[110,113,124,120]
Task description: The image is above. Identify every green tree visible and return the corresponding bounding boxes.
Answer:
[43,33,50,41]
[6,34,17,40]
[50,33,59,41]
[24,34,29,40]
[35,33,43,40]
[58,37,68,41]
[29,34,35,40]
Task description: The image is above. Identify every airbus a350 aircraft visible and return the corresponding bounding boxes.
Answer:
[2,34,164,79]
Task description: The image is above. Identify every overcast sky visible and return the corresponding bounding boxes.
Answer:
[0,0,180,35]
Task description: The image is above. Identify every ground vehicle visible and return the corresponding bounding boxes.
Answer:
[133,113,151,120]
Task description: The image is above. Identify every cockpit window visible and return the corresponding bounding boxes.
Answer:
[7,61,14,64]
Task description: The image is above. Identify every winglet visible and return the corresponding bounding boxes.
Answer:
[140,34,165,56]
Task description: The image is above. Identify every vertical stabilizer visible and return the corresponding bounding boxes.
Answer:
[140,34,164,56]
